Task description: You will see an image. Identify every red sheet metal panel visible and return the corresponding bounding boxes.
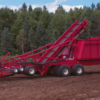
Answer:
[81,40,91,59]
[76,40,85,60]
[90,40,98,58]
[77,38,100,60]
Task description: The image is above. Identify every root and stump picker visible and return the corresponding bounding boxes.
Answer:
[0,18,99,79]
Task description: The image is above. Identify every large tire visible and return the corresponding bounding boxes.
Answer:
[53,65,60,76]
[47,67,54,76]
[59,65,71,77]
[72,64,84,76]
[24,66,36,76]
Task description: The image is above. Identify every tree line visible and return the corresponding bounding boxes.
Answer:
[0,2,100,55]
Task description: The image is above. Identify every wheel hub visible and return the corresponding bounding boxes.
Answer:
[13,68,18,73]
[29,68,35,74]
[63,69,68,75]
[19,67,24,72]
[77,68,82,74]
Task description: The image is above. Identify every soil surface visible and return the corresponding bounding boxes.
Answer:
[0,66,100,100]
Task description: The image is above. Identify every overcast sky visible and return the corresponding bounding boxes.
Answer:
[0,0,99,12]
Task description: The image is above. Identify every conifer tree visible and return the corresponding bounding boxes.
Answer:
[51,29,60,43]
[90,13,95,36]
[79,14,85,22]
[40,6,51,29]
[22,18,30,52]
[64,18,71,32]
[43,29,51,45]
[43,5,47,11]
[22,18,30,33]
[91,3,95,10]
[33,8,42,21]
[28,27,36,50]
[95,13,100,36]
[46,22,52,35]
[22,3,27,11]
[56,5,65,13]
[96,2,100,10]
[1,27,12,55]
[50,11,65,35]
[35,22,44,48]
[28,5,32,12]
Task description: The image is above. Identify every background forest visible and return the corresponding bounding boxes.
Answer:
[0,2,100,55]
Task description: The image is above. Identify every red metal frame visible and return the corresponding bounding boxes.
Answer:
[0,18,95,79]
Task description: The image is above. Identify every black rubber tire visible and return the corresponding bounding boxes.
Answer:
[47,67,54,76]
[59,65,71,77]
[24,66,36,76]
[53,65,60,76]
[72,64,84,76]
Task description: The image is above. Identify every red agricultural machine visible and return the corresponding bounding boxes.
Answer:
[0,18,99,79]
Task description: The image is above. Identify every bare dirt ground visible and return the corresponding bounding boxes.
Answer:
[0,66,100,100]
